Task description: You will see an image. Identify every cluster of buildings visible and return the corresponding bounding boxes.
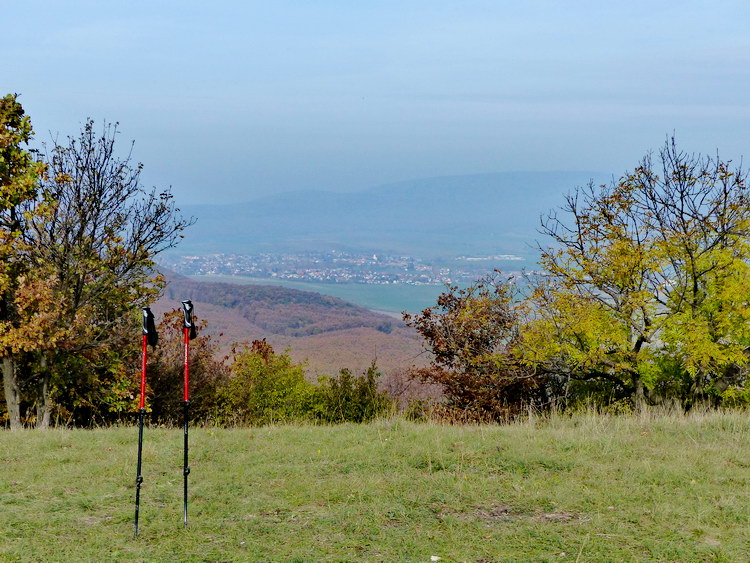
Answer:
[161,251,525,285]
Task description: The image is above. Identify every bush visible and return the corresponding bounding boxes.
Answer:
[403,399,430,422]
[721,384,750,408]
[214,339,312,425]
[404,276,548,422]
[310,363,392,423]
[95,326,399,427]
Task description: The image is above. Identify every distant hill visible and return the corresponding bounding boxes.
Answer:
[176,171,608,257]
[155,272,425,375]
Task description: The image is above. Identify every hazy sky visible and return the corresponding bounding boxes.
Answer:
[5,1,750,204]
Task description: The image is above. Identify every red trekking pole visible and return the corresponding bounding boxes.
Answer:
[181,300,197,528]
[134,306,158,537]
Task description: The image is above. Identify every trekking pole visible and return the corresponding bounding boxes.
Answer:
[134,306,158,538]
[181,300,197,528]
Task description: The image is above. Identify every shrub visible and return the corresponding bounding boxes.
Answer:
[721,384,750,408]
[404,275,548,422]
[215,339,312,425]
[404,399,430,422]
[310,363,392,423]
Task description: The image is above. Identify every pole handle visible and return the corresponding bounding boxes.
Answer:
[142,307,158,347]
[181,300,197,340]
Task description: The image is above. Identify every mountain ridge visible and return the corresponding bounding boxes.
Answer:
[175,171,609,257]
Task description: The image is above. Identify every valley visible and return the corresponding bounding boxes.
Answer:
[154,272,427,376]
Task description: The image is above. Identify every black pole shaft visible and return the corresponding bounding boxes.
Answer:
[181,301,194,529]
[134,408,145,537]
[183,400,190,527]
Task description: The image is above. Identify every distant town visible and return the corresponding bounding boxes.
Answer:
[161,251,527,285]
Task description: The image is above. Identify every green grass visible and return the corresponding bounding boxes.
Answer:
[1,410,749,561]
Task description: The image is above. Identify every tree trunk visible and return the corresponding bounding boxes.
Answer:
[634,375,646,412]
[2,356,22,430]
[36,354,52,430]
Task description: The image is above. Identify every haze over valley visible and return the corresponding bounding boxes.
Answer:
[174,171,607,257]
[163,171,608,313]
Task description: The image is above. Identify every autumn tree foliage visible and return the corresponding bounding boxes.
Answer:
[0,103,192,428]
[22,121,192,427]
[404,276,547,421]
[524,138,750,408]
[0,94,47,429]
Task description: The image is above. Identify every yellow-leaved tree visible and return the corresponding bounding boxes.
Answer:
[523,138,750,408]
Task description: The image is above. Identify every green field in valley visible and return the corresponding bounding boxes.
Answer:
[1,410,749,561]
[189,275,451,314]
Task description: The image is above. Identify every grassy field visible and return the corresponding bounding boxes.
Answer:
[1,411,749,561]
[188,275,450,314]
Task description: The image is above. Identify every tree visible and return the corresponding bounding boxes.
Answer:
[0,94,46,429]
[1,117,193,428]
[403,275,547,421]
[524,138,750,407]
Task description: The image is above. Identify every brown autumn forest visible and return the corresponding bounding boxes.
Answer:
[156,271,426,377]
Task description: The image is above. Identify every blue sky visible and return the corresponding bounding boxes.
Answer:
[4,1,750,203]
